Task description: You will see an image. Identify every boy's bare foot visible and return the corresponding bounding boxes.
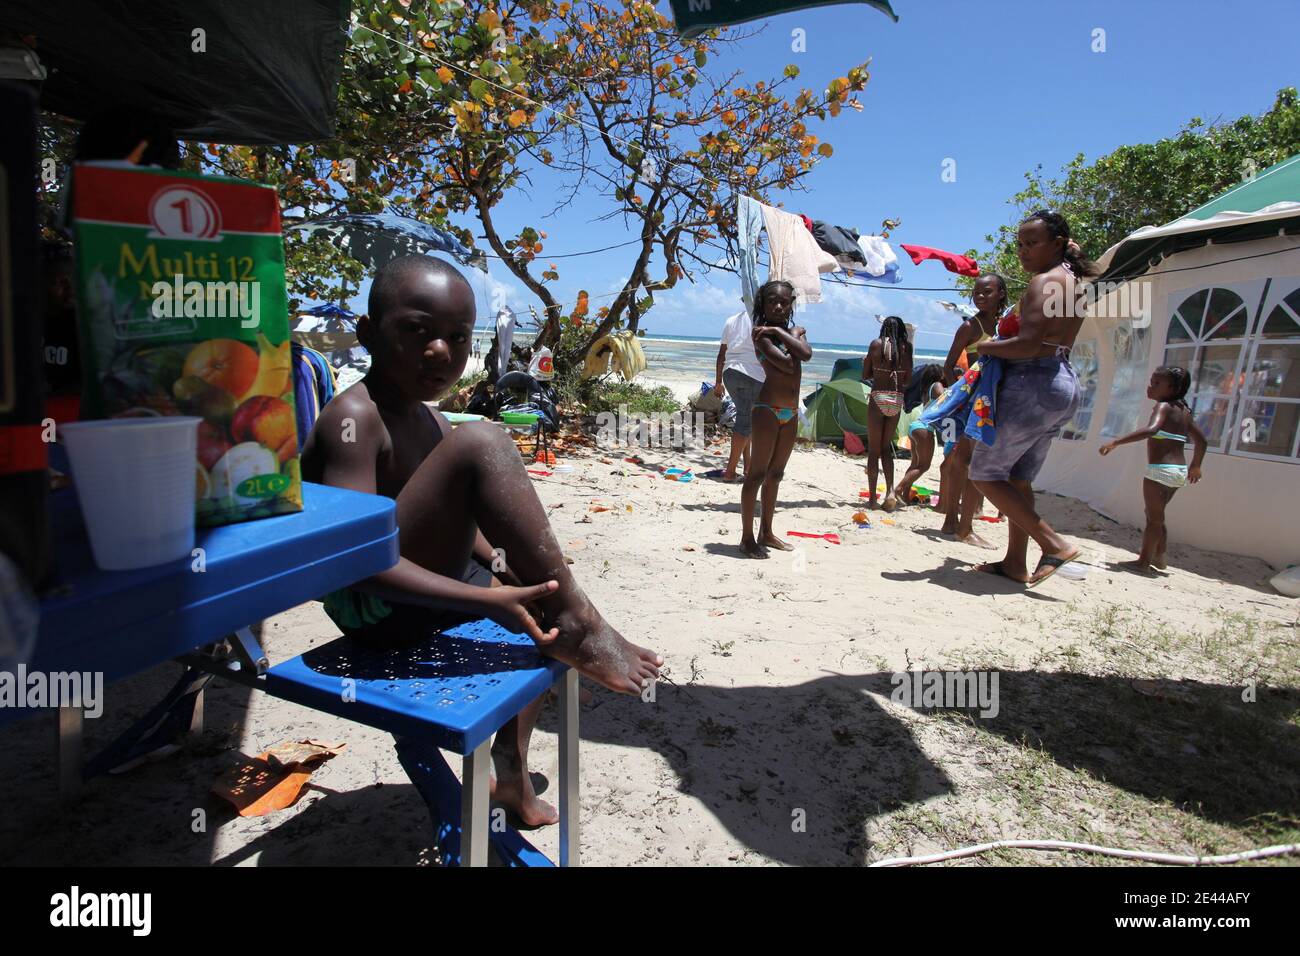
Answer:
[542,606,661,696]
[740,538,768,558]
[761,532,792,551]
[881,496,898,513]
[866,497,879,511]
[956,530,996,550]
[491,752,559,828]
[1152,553,1167,570]
[940,517,958,535]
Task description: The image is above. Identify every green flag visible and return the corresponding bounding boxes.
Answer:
[669,0,898,40]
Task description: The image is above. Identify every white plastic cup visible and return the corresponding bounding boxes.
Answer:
[1058,561,1089,580]
[59,417,202,571]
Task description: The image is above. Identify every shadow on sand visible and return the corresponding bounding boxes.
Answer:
[543,669,1300,864]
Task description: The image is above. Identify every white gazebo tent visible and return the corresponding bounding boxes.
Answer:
[1035,154,1300,568]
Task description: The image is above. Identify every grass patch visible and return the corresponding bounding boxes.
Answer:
[554,374,681,415]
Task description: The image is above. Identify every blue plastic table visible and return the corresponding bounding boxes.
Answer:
[18,481,397,793]
[30,481,398,686]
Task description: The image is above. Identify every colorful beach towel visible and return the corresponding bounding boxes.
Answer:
[919,355,1004,448]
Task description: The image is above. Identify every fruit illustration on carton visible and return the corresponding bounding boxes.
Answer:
[231,395,297,464]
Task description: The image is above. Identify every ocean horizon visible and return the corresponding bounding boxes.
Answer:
[472,327,949,387]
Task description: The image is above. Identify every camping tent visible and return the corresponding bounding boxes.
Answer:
[802,356,923,447]
[1035,153,1300,568]
[804,358,870,444]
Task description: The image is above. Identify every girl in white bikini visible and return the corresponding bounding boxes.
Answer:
[1099,366,1207,572]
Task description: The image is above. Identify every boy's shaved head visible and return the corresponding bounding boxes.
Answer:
[368,254,475,322]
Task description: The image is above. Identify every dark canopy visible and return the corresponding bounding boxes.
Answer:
[2,0,349,144]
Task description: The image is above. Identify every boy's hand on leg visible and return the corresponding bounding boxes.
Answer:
[482,581,561,645]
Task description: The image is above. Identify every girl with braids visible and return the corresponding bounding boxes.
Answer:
[741,280,812,558]
[1099,366,1207,571]
[969,209,1099,586]
[860,315,912,511]
[936,273,1010,547]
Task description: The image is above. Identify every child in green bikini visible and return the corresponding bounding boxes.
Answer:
[740,280,812,558]
[1098,366,1207,572]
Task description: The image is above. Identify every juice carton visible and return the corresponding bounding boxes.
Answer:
[71,163,302,526]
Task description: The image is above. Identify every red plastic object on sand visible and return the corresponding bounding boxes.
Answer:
[786,531,841,545]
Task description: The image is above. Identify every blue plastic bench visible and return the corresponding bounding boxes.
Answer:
[262,618,579,867]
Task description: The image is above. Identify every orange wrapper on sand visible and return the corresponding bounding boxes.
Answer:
[212,739,346,817]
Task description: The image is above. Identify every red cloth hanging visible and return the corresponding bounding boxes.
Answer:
[899,244,979,277]
[799,214,814,233]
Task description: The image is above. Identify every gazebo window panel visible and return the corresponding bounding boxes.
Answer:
[1177,289,1209,335]
[1236,397,1300,460]
[1259,297,1300,339]
[1163,285,1254,453]
[1101,324,1151,439]
[1060,339,1099,441]
[1234,279,1300,462]
[1245,343,1300,399]
[1204,288,1248,339]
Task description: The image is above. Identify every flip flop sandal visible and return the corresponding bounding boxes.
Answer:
[1027,551,1081,588]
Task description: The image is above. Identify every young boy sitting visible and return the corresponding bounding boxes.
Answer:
[301,254,661,825]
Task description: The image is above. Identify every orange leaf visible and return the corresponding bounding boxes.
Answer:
[507,109,528,128]
[436,66,453,84]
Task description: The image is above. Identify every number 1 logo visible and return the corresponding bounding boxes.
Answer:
[148,186,222,240]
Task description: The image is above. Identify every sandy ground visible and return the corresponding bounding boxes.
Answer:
[2,426,1297,866]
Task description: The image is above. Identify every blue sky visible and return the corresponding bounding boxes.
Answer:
[347,0,1299,352]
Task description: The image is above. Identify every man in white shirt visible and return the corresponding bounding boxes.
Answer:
[713,309,766,480]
